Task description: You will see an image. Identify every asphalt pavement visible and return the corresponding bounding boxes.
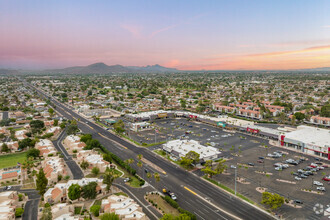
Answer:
[52,129,84,179]
[27,82,275,220]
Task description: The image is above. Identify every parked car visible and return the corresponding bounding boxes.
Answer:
[248,163,255,166]
[275,167,282,171]
[267,153,273,157]
[316,187,326,192]
[123,177,131,182]
[292,172,299,176]
[313,181,323,186]
[321,165,329,168]
[7,186,12,190]
[295,177,302,181]
[318,166,324,170]
[294,200,303,204]
[322,176,330,181]
[258,157,265,160]
[257,160,264,163]
[298,169,304,173]
[300,174,308,178]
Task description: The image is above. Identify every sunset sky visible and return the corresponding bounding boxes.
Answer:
[1,0,330,70]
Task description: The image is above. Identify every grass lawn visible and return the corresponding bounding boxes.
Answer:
[0,152,27,169]
[146,194,180,216]
[115,192,128,197]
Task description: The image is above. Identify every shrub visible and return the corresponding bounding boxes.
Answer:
[90,205,100,217]
[18,194,23,201]
[15,208,24,217]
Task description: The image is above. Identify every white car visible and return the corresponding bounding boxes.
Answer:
[275,167,282,171]
[7,186,12,190]
[313,181,323,186]
[295,177,302,181]
[318,166,325,170]
[317,187,326,191]
[267,153,273,157]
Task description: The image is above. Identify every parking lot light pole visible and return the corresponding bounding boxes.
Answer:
[231,165,237,195]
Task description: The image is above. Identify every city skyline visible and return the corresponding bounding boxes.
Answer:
[1,0,330,70]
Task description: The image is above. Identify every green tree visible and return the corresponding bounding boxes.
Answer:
[84,139,102,150]
[92,167,100,176]
[320,104,330,117]
[261,192,284,210]
[36,169,48,196]
[48,108,54,116]
[180,151,200,167]
[53,119,59,126]
[67,124,79,135]
[30,120,45,134]
[40,206,52,220]
[294,112,305,121]
[68,184,81,201]
[82,182,97,200]
[18,138,35,149]
[103,154,112,163]
[1,143,10,153]
[90,205,101,217]
[103,168,116,192]
[15,208,24,217]
[100,212,120,220]
[26,148,40,159]
[80,160,89,170]
[80,134,92,143]
[113,120,125,133]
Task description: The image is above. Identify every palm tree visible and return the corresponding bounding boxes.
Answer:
[147,172,152,183]
[137,154,143,161]
[126,158,134,165]
[154,172,160,189]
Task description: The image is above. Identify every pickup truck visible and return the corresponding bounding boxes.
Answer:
[163,188,177,201]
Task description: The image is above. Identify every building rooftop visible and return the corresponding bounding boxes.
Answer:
[285,125,330,147]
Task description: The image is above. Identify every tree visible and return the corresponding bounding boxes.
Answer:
[201,159,227,178]
[48,108,54,116]
[15,208,24,217]
[92,167,100,176]
[80,160,89,170]
[40,206,52,220]
[103,154,112,163]
[90,205,101,217]
[261,192,284,210]
[53,119,59,126]
[100,212,120,220]
[154,172,160,188]
[84,138,102,150]
[68,184,81,201]
[294,112,305,121]
[30,120,45,134]
[80,134,92,143]
[160,213,193,220]
[18,138,34,149]
[137,154,143,160]
[1,143,10,153]
[36,169,48,196]
[82,181,97,200]
[180,151,200,167]
[113,120,125,133]
[26,148,40,159]
[67,124,79,135]
[103,168,116,191]
[126,158,134,165]
[320,104,330,117]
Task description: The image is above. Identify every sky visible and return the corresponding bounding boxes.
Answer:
[1,0,330,70]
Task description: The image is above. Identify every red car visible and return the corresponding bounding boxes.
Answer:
[257,160,264,163]
[322,176,330,181]
[321,165,329,168]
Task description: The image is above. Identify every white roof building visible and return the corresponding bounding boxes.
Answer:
[282,125,330,160]
[163,139,221,162]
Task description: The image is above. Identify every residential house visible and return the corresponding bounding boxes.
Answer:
[41,156,67,185]
[101,195,147,220]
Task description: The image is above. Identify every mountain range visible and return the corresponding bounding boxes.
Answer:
[0,63,330,75]
[39,63,179,74]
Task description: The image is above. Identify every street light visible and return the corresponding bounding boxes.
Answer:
[231,165,237,195]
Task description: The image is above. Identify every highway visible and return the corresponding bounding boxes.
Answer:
[27,82,275,220]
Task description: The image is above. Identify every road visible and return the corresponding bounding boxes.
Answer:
[52,129,84,179]
[27,82,275,220]
[0,186,40,220]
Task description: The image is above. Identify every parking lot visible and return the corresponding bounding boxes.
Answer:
[125,118,329,219]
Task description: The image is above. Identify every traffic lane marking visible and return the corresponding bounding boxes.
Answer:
[183,185,242,220]
[98,133,128,149]
[184,186,197,195]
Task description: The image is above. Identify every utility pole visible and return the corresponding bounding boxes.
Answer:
[231,165,237,195]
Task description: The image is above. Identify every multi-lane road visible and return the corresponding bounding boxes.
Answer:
[26,82,275,220]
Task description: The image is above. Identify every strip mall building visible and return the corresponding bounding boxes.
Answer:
[279,126,330,160]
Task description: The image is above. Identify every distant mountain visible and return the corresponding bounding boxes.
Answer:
[39,63,179,74]
[298,67,330,72]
